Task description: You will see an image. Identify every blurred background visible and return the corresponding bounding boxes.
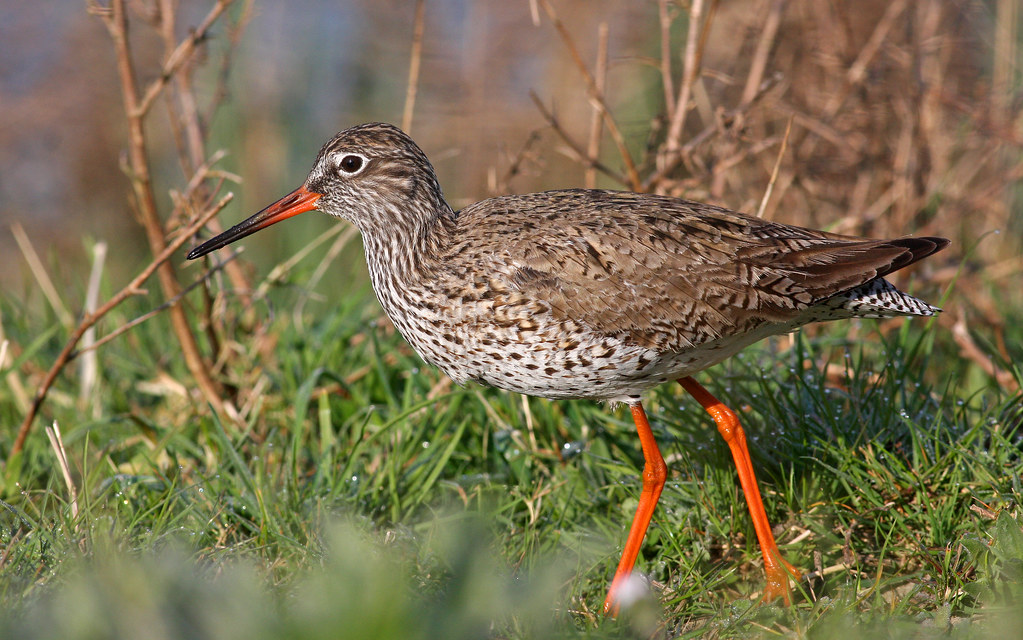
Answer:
[1,4,1021,630]
[0,0,1020,327]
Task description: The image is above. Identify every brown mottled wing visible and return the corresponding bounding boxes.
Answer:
[456,190,943,352]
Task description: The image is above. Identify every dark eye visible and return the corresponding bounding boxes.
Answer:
[339,154,364,173]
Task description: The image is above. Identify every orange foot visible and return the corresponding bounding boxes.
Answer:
[762,550,801,604]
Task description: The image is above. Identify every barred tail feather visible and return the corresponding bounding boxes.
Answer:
[826,278,941,318]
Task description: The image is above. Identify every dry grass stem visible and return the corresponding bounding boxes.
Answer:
[0,334,30,415]
[293,225,361,328]
[44,421,79,523]
[755,115,793,219]
[78,242,107,416]
[11,223,74,329]
[255,223,357,301]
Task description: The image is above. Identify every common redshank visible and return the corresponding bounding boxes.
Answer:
[188,122,948,614]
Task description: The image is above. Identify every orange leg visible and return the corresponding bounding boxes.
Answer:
[677,376,799,603]
[603,402,667,615]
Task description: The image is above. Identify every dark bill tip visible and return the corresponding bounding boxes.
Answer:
[187,186,322,260]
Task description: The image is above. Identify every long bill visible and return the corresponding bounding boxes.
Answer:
[186,186,322,260]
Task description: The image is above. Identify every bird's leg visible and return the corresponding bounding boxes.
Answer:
[677,376,799,603]
[603,401,667,616]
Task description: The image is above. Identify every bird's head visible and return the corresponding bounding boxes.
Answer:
[187,122,446,260]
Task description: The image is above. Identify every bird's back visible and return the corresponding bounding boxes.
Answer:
[387,189,947,400]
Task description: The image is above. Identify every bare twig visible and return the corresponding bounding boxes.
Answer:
[494,129,542,194]
[663,0,707,154]
[741,0,786,106]
[130,0,233,120]
[658,0,676,115]
[155,0,254,316]
[795,0,910,168]
[993,0,1018,124]
[644,72,782,192]
[12,193,233,456]
[76,251,241,357]
[93,0,231,419]
[206,1,254,125]
[536,0,641,190]
[402,0,427,134]
[168,150,239,231]
[530,92,628,186]
[585,22,609,189]
[952,312,1018,391]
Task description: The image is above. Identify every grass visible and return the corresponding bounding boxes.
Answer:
[1,256,1021,638]
[3,0,1019,635]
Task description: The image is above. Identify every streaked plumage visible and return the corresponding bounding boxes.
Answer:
[188,122,948,613]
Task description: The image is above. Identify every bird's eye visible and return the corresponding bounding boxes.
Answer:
[338,154,365,174]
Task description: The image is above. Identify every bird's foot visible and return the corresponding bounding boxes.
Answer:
[761,553,801,605]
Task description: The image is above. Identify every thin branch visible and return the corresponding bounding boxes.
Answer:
[75,252,241,358]
[96,0,226,419]
[817,0,908,124]
[134,0,234,119]
[402,0,426,134]
[536,0,641,190]
[585,22,609,189]
[495,129,543,194]
[12,193,233,456]
[644,71,782,191]
[741,0,786,106]
[664,0,707,153]
[206,1,254,126]
[952,312,1018,391]
[167,150,235,232]
[530,92,628,186]
[658,0,675,115]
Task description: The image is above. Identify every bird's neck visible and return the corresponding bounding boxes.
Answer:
[362,198,455,292]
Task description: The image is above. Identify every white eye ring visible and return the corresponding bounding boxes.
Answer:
[336,153,368,175]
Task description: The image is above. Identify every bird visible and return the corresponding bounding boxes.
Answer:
[187,122,949,614]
